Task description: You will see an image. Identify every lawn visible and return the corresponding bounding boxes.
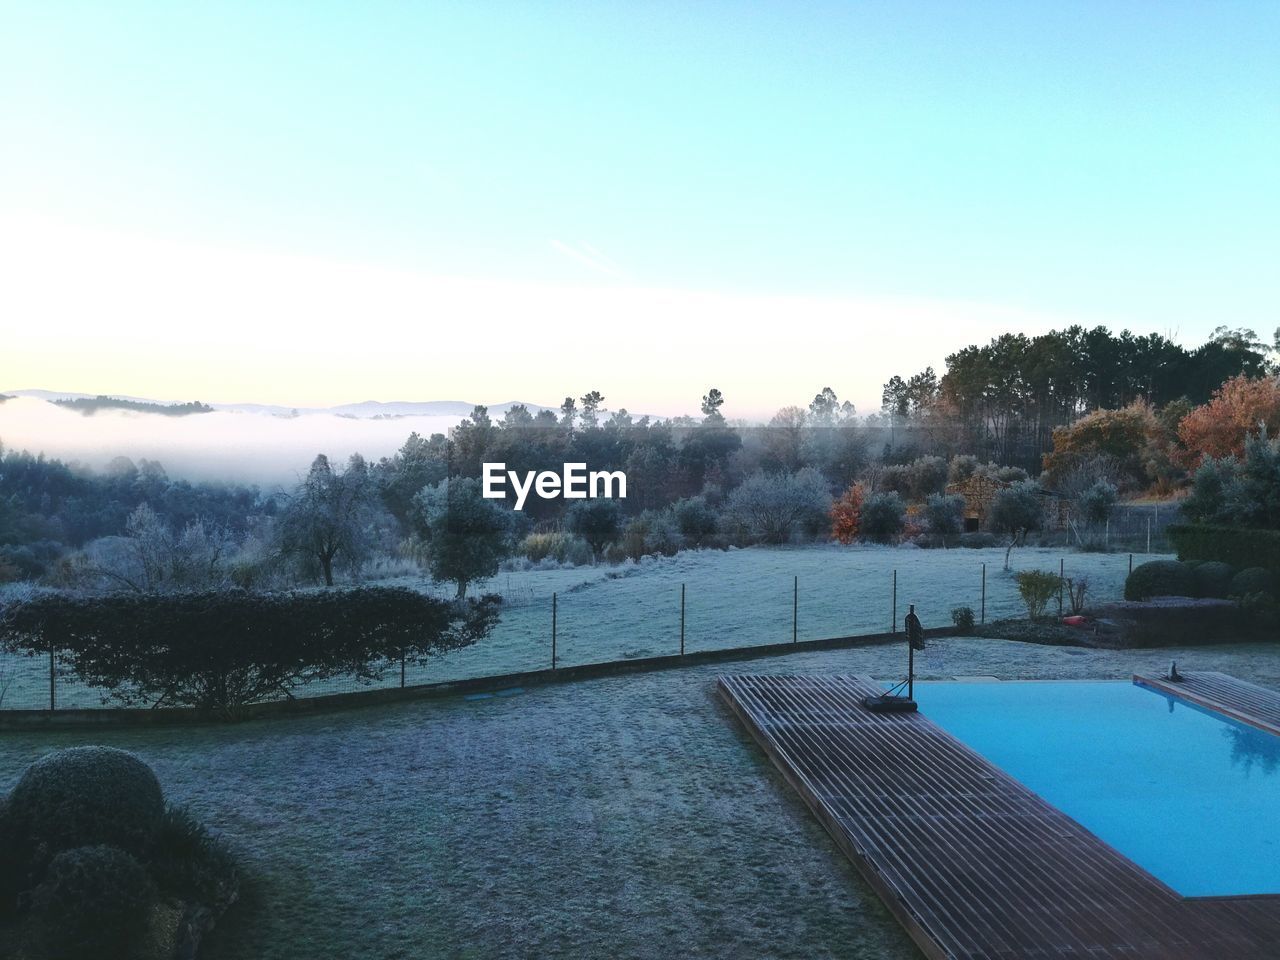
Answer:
[2,635,1277,960]
[1,543,1159,709]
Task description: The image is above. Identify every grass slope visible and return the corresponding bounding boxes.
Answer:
[2,545,1155,710]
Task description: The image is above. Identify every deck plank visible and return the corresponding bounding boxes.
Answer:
[1135,670,1280,736]
[719,672,1280,960]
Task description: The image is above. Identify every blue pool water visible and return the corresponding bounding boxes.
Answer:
[915,681,1280,897]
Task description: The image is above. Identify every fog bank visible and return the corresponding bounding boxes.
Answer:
[0,397,463,487]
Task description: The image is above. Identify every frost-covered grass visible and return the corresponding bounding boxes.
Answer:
[1,544,1166,709]
[2,637,1278,959]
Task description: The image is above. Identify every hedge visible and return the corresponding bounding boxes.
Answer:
[1125,560,1195,601]
[0,587,500,715]
[1168,524,1280,575]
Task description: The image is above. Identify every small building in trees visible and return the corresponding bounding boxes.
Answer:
[945,475,1069,533]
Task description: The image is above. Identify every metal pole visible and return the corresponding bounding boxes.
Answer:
[1129,552,1134,575]
[1105,518,1110,550]
[891,570,897,634]
[49,650,55,711]
[680,583,686,656]
[908,640,914,701]
[1146,517,1151,554]
[1058,558,1064,618]
[400,653,406,689]
[552,592,558,670]
[793,575,798,643]
[981,563,986,625]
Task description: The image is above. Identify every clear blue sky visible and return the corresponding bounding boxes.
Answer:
[2,1,1277,414]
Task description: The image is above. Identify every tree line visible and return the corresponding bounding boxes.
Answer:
[2,324,1276,592]
[880,325,1277,469]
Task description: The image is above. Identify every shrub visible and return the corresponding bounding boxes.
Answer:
[6,747,164,882]
[520,532,572,563]
[1076,480,1118,527]
[642,513,684,557]
[670,497,718,547]
[1063,576,1089,615]
[861,493,906,544]
[1192,561,1236,599]
[148,806,239,912]
[563,537,595,566]
[1179,432,1280,530]
[958,532,998,548]
[1015,570,1061,620]
[1232,567,1277,599]
[976,463,1029,483]
[1042,402,1160,490]
[1125,559,1195,600]
[1169,524,1280,574]
[951,606,975,632]
[1239,592,1280,632]
[829,483,865,545]
[906,456,948,500]
[565,498,623,556]
[947,454,979,484]
[923,493,964,542]
[723,469,831,545]
[618,514,658,561]
[877,464,912,497]
[30,845,156,960]
[0,588,499,713]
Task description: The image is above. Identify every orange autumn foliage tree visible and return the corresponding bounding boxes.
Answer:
[1176,375,1280,469]
[830,482,865,544]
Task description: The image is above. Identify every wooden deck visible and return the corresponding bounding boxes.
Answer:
[718,673,1280,960]
[1135,670,1280,736]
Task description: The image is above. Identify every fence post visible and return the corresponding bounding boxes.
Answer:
[981,563,986,625]
[1129,552,1134,575]
[552,592,558,670]
[1146,517,1151,554]
[400,653,406,689]
[793,575,798,643]
[891,569,897,634]
[680,583,686,657]
[1058,558,1065,618]
[49,650,55,712]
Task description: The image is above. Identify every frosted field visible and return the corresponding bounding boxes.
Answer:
[0,544,1166,709]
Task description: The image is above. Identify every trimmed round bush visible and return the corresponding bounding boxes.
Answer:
[1124,560,1195,601]
[30,845,155,959]
[1232,567,1278,599]
[1192,561,1236,599]
[7,747,164,875]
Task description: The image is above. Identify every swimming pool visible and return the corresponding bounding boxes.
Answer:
[915,681,1280,898]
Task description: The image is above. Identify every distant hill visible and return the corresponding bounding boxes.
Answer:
[52,395,214,417]
[4,389,552,419]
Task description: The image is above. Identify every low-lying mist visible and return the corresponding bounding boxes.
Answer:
[0,397,463,487]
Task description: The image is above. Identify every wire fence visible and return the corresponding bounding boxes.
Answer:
[1064,503,1180,553]
[0,547,1152,713]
